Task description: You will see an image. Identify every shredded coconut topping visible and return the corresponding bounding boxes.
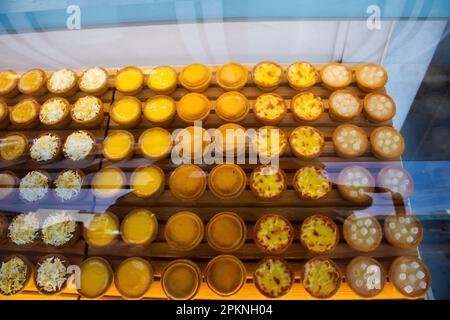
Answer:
[36,256,68,293]
[72,96,101,121]
[54,170,83,201]
[48,68,75,91]
[80,67,107,91]
[40,98,68,124]
[0,257,29,295]
[42,211,77,247]
[19,171,49,202]
[8,212,40,245]
[63,130,94,161]
[30,133,60,162]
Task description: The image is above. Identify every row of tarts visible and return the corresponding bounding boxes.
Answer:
[0,209,429,299]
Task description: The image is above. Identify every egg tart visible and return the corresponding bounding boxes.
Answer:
[302,257,342,299]
[115,257,153,300]
[84,212,119,248]
[370,126,405,160]
[213,123,246,157]
[10,99,40,128]
[384,215,423,249]
[0,101,10,129]
[19,170,50,203]
[208,164,246,200]
[8,212,40,246]
[253,93,287,125]
[346,256,386,298]
[179,63,212,92]
[78,67,109,96]
[0,171,18,201]
[206,211,246,252]
[115,66,144,95]
[250,165,287,201]
[0,255,32,296]
[0,70,19,98]
[254,256,294,298]
[34,254,69,296]
[30,132,62,163]
[138,127,172,160]
[252,61,283,91]
[337,166,375,203]
[363,92,396,123]
[47,68,78,97]
[291,92,324,122]
[63,130,96,161]
[78,257,113,299]
[174,126,211,161]
[293,166,331,200]
[143,95,176,126]
[177,93,211,124]
[252,126,288,159]
[41,210,79,248]
[91,166,125,200]
[102,130,134,161]
[300,215,339,253]
[355,63,388,92]
[389,256,430,298]
[110,96,142,128]
[343,213,382,252]
[71,95,104,128]
[205,255,246,297]
[121,208,158,246]
[215,91,249,123]
[161,259,202,300]
[39,97,71,128]
[146,65,177,94]
[165,211,204,251]
[216,62,248,91]
[130,165,165,199]
[289,126,325,159]
[329,90,363,122]
[377,166,414,200]
[320,63,352,90]
[0,133,28,161]
[53,169,84,203]
[169,164,206,201]
[332,124,369,158]
[286,61,319,90]
[18,68,47,96]
[254,214,293,254]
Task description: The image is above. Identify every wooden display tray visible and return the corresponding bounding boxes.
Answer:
[0,63,419,300]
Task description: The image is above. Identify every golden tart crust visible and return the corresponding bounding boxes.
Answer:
[253,214,293,254]
[289,126,325,159]
[208,164,246,200]
[300,215,339,253]
[47,68,78,97]
[286,61,318,90]
[115,66,144,95]
[161,259,202,300]
[146,65,177,95]
[253,256,294,298]
[253,93,287,125]
[18,69,47,96]
[250,165,287,201]
[346,256,386,298]
[332,124,369,158]
[320,63,352,90]
[355,63,388,92]
[205,255,246,297]
[328,89,362,122]
[252,61,283,91]
[389,256,430,298]
[252,126,288,159]
[0,133,28,161]
[0,255,32,296]
[363,92,396,123]
[215,91,249,123]
[384,215,423,249]
[206,212,246,252]
[169,164,206,201]
[10,99,40,128]
[293,166,331,200]
[216,62,248,91]
[337,166,375,203]
[179,63,212,92]
[343,213,382,252]
[377,166,414,200]
[302,257,342,299]
[78,67,109,96]
[291,92,324,122]
[0,70,20,98]
[370,126,405,160]
[165,211,204,251]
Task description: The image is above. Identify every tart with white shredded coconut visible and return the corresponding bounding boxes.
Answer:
[19,170,50,203]
[34,255,69,295]
[47,68,78,97]
[63,130,96,161]
[30,133,62,163]
[0,255,32,296]
[8,212,40,245]
[39,97,71,128]
[53,169,84,202]
[41,211,79,247]
[71,95,104,128]
[78,66,109,96]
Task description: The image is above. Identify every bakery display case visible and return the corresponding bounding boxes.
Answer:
[0,0,449,300]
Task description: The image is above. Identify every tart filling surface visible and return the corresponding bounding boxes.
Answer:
[300,215,338,253]
[63,130,95,161]
[253,93,287,124]
[377,166,413,199]
[320,63,352,89]
[110,96,141,126]
[169,164,206,201]
[84,212,119,247]
[337,166,375,202]
[54,169,83,201]
[139,127,172,159]
[162,260,201,300]
[205,255,246,296]
[286,62,318,89]
[355,64,387,90]
[174,126,211,160]
[293,166,331,200]
[19,69,46,94]
[177,93,210,123]
[0,171,16,200]
[10,99,39,125]
[42,211,77,247]
[215,91,249,122]
[303,258,341,299]
[254,214,293,253]
[384,215,423,249]
[0,70,19,95]
[30,133,61,162]
[143,95,176,124]
[71,96,102,122]
[79,67,107,92]
[91,166,125,199]
[0,256,29,295]
[250,165,286,201]
[370,126,405,160]
[343,213,382,252]
[0,133,27,161]
[115,257,153,299]
[252,62,282,89]
[253,126,287,158]
[40,97,69,125]
[103,130,134,161]
[289,126,324,159]
[35,256,68,294]
[206,212,246,252]
[208,164,246,200]
[213,123,246,156]
[332,124,368,158]
[115,66,143,93]
[254,257,293,298]
[79,257,112,299]
[329,90,362,121]
[216,62,248,90]
[179,64,211,90]
[121,209,158,246]
[291,92,324,121]
[19,171,49,203]
[165,211,204,251]
[8,212,40,245]
[364,92,395,122]
[130,165,165,198]
[147,66,177,92]
[346,256,385,298]
[389,256,430,298]
[47,68,76,92]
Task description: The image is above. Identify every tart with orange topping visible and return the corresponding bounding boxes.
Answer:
[177,93,211,124]
[110,96,142,128]
[78,67,109,96]
[252,61,283,91]
[84,212,120,248]
[250,165,287,201]
[47,68,78,97]
[0,171,18,202]
[10,99,40,128]
[138,127,172,160]
[120,209,158,247]
[0,101,9,130]
[355,63,387,92]
[130,165,165,199]
[161,259,202,300]
[213,123,246,157]
[215,91,249,123]
[289,126,324,159]
[115,257,153,299]
[18,68,47,96]
[146,65,177,95]
[179,63,212,92]
[115,66,144,95]
[0,70,19,98]
[174,126,211,161]
[165,211,204,251]
[216,62,248,91]
[143,95,176,126]
[91,166,126,200]
[286,61,318,90]
[300,215,339,253]
[208,164,246,200]
[0,133,28,161]
[254,256,294,298]
[253,93,287,125]
[103,130,134,161]
[206,212,246,252]
[254,214,293,254]
[205,255,246,297]
[71,95,104,128]
[293,166,331,200]
[291,92,324,122]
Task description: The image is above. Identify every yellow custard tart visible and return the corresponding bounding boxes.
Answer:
[213,123,246,157]
[121,209,158,246]
[363,92,396,123]
[0,255,32,296]
[0,171,18,201]
[291,92,324,122]
[355,63,388,92]
[293,166,331,200]
[30,132,62,163]
[47,68,78,97]
[174,126,211,160]
[286,61,319,90]
[110,96,142,128]
[143,95,176,126]
[346,256,386,298]
[115,66,144,95]
[177,93,211,124]
[18,68,47,96]
[130,165,165,199]
[63,130,96,161]
[253,93,287,125]
[165,211,204,251]
[370,126,405,160]
[147,65,177,94]
[289,126,325,159]
[252,61,283,91]
[216,62,248,91]
[208,164,246,200]
[39,97,71,128]
[84,212,119,248]
[179,63,212,92]
[78,67,109,96]
[205,255,246,297]
[320,63,352,90]
[254,256,294,298]
[78,257,113,299]
[19,170,50,203]
[103,130,134,161]
[34,254,70,295]
[53,169,84,203]
[252,126,288,159]
[169,164,206,201]
[0,133,28,161]
[161,259,202,300]
[8,212,40,245]
[389,256,430,298]
[41,210,79,247]
[206,211,246,252]
[300,215,339,253]
[329,89,362,122]
[0,70,19,98]
[91,166,126,200]
[254,214,293,254]
[215,91,250,123]
[0,101,9,129]
[138,127,172,160]
[71,95,104,128]
[302,257,342,299]
[115,257,153,299]
[10,99,40,128]
[250,165,287,201]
